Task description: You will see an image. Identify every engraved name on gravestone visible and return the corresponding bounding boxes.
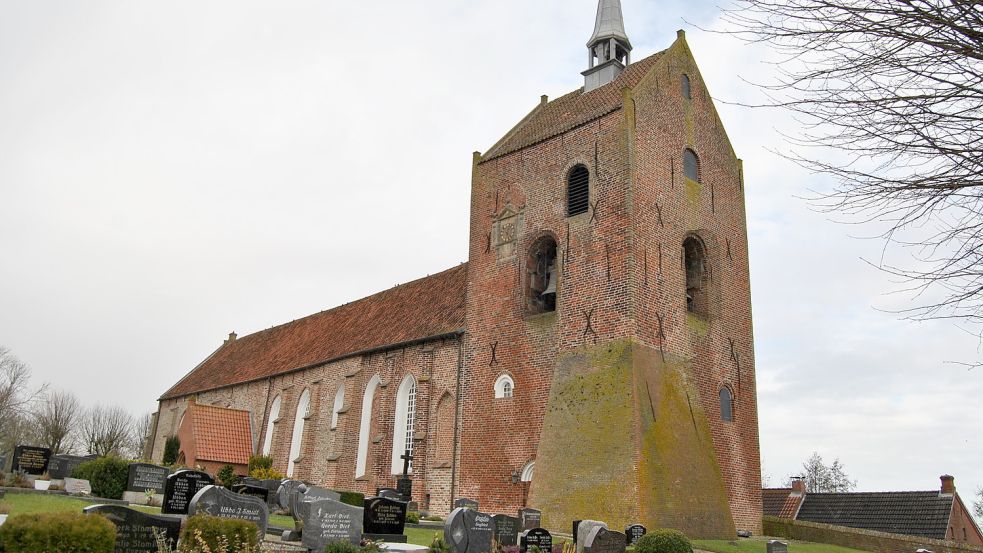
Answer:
[519,508,541,531]
[189,485,269,535]
[492,514,521,546]
[127,463,170,493]
[625,525,646,546]
[84,504,181,553]
[291,484,343,537]
[465,509,494,553]
[363,496,408,542]
[576,521,608,553]
[454,498,479,510]
[301,498,364,551]
[520,528,553,553]
[65,478,92,495]
[11,445,51,475]
[584,527,627,553]
[161,470,214,515]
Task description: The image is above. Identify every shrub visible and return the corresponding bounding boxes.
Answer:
[247,455,273,473]
[634,529,692,553]
[216,465,237,488]
[324,542,361,553]
[9,471,29,488]
[429,533,449,553]
[163,436,180,465]
[0,511,116,553]
[249,466,284,480]
[178,514,260,553]
[406,511,420,524]
[338,491,365,507]
[72,457,130,499]
[0,502,11,514]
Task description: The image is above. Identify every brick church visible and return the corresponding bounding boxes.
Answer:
[148,0,763,538]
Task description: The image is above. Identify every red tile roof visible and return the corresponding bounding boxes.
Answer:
[190,403,253,465]
[481,50,666,162]
[161,264,467,400]
[762,488,803,519]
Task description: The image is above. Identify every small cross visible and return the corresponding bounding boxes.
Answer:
[400,449,413,476]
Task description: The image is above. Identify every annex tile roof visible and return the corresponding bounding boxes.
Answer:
[763,488,803,519]
[189,403,253,465]
[161,263,468,400]
[796,491,954,540]
[481,50,665,162]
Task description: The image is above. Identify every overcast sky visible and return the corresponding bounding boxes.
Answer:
[1,0,979,503]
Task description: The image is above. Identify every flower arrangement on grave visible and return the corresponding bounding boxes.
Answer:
[10,470,30,489]
[429,533,450,553]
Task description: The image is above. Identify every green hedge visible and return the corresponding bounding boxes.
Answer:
[71,457,131,499]
[0,512,116,553]
[179,514,260,553]
[338,491,365,507]
[634,529,693,553]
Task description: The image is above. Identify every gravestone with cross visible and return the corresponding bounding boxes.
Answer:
[397,449,413,502]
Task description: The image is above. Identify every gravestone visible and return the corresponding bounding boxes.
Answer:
[492,514,520,546]
[276,479,307,513]
[65,478,92,495]
[289,484,344,538]
[454,498,479,510]
[767,541,789,553]
[128,463,170,493]
[520,528,553,553]
[48,454,97,479]
[737,530,752,538]
[161,469,214,514]
[84,504,181,553]
[576,521,608,553]
[584,527,626,553]
[625,524,646,546]
[446,508,494,553]
[235,484,271,503]
[363,496,408,542]
[11,445,51,475]
[378,487,401,500]
[301,497,364,551]
[397,477,413,502]
[189,485,269,534]
[573,521,581,544]
[519,508,541,531]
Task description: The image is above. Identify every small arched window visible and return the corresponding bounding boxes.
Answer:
[390,375,418,474]
[331,384,345,430]
[682,74,692,100]
[719,386,734,422]
[261,395,281,456]
[527,236,558,314]
[494,374,515,399]
[683,236,708,316]
[683,149,700,182]
[287,388,311,477]
[521,461,535,482]
[567,165,590,217]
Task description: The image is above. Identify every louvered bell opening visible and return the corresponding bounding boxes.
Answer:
[567,165,590,216]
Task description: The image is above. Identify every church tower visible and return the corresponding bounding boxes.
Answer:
[457,0,762,539]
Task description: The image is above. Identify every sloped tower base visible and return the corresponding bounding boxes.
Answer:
[529,340,736,539]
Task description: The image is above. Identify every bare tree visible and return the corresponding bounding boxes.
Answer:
[720,0,983,336]
[787,451,857,492]
[81,405,134,457]
[974,486,982,521]
[132,412,154,460]
[0,346,45,453]
[32,389,81,454]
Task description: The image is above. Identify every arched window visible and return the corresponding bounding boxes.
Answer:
[527,236,558,314]
[683,149,700,182]
[681,74,692,100]
[261,395,281,456]
[719,386,734,422]
[521,461,535,482]
[567,165,590,217]
[287,389,311,477]
[391,375,418,474]
[494,374,515,399]
[355,374,381,478]
[683,236,708,316]
[331,384,345,430]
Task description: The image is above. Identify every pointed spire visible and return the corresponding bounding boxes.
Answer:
[582,0,633,92]
[588,0,632,49]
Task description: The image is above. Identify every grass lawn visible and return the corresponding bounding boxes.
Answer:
[693,538,872,553]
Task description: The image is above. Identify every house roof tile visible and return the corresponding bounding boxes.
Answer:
[796,491,954,539]
[189,403,253,465]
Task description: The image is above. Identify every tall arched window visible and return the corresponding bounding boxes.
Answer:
[390,375,418,474]
[683,149,700,182]
[527,236,558,314]
[683,236,708,316]
[355,374,381,478]
[331,384,345,430]
[261,395,281,456]
[494,374,515,399]
[567,165,590,216]
[719,386,734,422]
[681,74,692,99]
[287,389,311,477]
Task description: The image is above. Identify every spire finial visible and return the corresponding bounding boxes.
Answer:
[582,0,633,92]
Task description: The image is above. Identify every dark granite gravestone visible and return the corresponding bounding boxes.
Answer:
[11,445,51,475]
[48,454,97,479]
[455,498,479,510]
[276,479,307,513]
[584,527,626,553]
[396,477,413,501]
[573,521,582,544]
[161,470,214,514]
[377,487,401,500]
[767,541,789,553]
[493,514,521,546]
[127,463,171,493]
[363,496,408,542]
[625,524,646,546]
[464,509,494,553]
[189,485,269,534]
[301,497,364,551]
[235,484,271,502]
[576,521,608,553]
[445,507,470,553]
[520,528,553,553]
[84,504,181,553]
[519,508,542,531]
[287,484,344,538]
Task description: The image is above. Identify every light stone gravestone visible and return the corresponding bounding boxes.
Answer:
[189,485,269,535]
[520,528,553,553]
[492,514,521,546]
[584,527,626,553]
[161,470,214,515]
[519,508,542,532]
[767,541,789,553]
[65,478,92,495]
[301,497,364,551]
[84,504,181,553]
[576,521,608,553]
[625,524,646,546]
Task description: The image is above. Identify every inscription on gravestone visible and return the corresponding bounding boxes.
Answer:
[301,498,364,551]
[162,470,214,515]
[454,498,479,510]
[465,509,494,553]
[363,496,408,538]
[584,527,627,553]
[48,454,96,480]
[189,485,269,535]
[493,514,520,546]
[519,508,542,531]
[11,445,51,475]
[128,463,170,493]
[625,524,647,546]
[520,528,553,553]
[84,504,181,553]
[65,478,92,495]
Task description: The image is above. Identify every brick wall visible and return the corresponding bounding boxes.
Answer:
[764,516,983,553]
